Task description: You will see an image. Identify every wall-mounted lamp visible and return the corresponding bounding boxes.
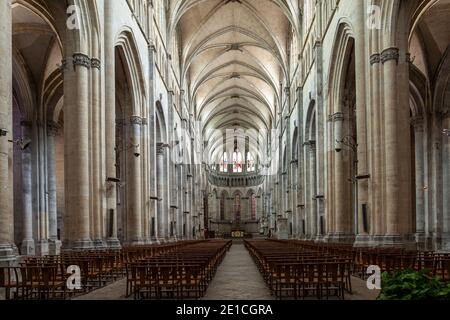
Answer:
[106,177,121,183]
[9,138,31,150]
[336,135,357,153]
[115,143,140,158]
[443,129,450,137]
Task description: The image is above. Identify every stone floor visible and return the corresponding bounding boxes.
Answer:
[74,243,380,300]
[202,243,272,300]
[73,279,129,300]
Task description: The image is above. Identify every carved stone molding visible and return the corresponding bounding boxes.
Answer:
[284,87,290,96]
[370,53,380,65]
[156,142,169,155]
[304,140,316,150]
[141,118,148,126]
[411,116,424,130]
[91,58,101,70]
[332,112,344,122]
[72,53,91,69]
[47,121,61,137]
[441,109,450,119]
[130,116,143,126]
[327,115,333,123]
[227,43,243,52]
[116,119,125,127]
[381,47,399,64]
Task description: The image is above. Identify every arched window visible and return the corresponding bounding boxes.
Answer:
[233,151,243,173]
[234,194,241,221]
[247,152,255,172]
[250,194,257,220]
[220,193,226,220]
[220,152,228,172]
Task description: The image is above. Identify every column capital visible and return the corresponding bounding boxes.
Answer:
[91,58,101,70]
[441,108,450,119]
[332,112,344,122]
[327,114,333,123]
[304,140,316,151]
[149,43,157,52]
[370,53,380,65]
[284,87,291,95]
[130,116,143,126]
[116,119,125,127]
[411,116,424,130]
[381,47,399,64]
[47,121,61,137]
[156,142,169,155]
[72,53,91,69]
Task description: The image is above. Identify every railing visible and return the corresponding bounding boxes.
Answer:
[207,170,265,187]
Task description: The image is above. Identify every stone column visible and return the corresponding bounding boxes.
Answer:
[21,121,35,255]
[105,0,120,249]
[142,118,150,243]
[291,160,298,237]
[186,172,193,240]
[412,117,426,247]
[381,47,402,245]
[333,112,352,241]
[91,57,106,249]
[176,164,184,239]
[63,51,93,250]
[369,52,384,246]
[167,91,176,241]
[47,122,61,255]
[36,123,49,256]
[126,116,143,245]
[156,143,167,240]
[308,141,317,239]
[442,115,450,250]
[0,0,16,264]
[354,0,370,246]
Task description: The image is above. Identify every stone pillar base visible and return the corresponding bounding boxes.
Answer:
[35,240,49,256]
[276,218,289,240]
[0,244,17,266]
[353,234,371,247]
[64,239,94,251]
[439,233,450,252]
[415,232,427,250]
[127,238,145,246]
[330,233,355,243]
[48,239,62,255]
[382,234,416,249]
[106,238,122,249]
[21,239,35,256]
[93,239,107,250]
[143,238,153,245]
[368,235,385,247]
[315,235,324,242]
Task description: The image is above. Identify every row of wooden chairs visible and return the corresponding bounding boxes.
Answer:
[0,241,196,300]
[263,240,450,282]
[245,240,351,300]
[126,240,232,300]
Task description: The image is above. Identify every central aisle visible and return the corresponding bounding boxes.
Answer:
[202,243,272,300]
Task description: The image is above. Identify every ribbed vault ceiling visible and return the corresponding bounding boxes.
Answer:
[172,0,299,163]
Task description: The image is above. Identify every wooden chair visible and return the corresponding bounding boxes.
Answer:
[0,267,20,300]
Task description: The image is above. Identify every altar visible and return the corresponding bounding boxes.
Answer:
[231,231,245,238]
